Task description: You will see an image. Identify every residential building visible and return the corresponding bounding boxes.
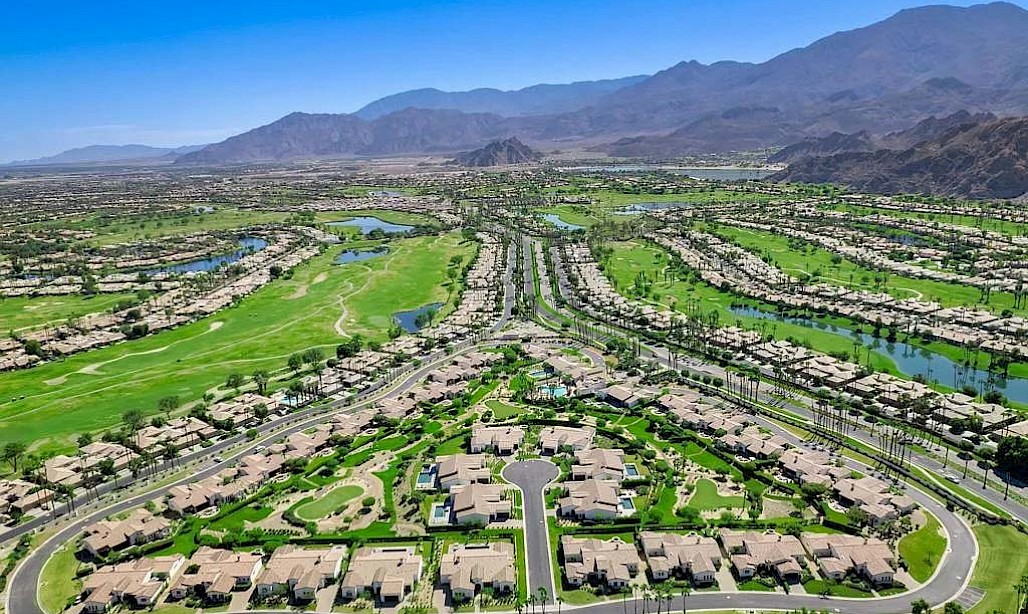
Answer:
[255,545,347,601]
[560,536,641,589]
[439,542,516,600]
[339,547,423,602]
[470,426,525,455]
[639,532,722,585]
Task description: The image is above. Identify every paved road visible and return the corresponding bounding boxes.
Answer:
[541,235,1028,521]
[503,460,560,604]
[7,239,523,614]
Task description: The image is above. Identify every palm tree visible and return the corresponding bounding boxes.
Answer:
[537,587,548,614]
[679,586,690,614]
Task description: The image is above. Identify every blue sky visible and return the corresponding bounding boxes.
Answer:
[0,0,1019,161]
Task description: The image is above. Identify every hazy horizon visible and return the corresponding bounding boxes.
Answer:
[3,0,1025,162]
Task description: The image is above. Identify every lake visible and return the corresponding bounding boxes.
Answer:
[328,216,414,235]
[540,213,584,231]
[729,305,1028,403]
[335,247,388,264]
[614,202,693,215]
[150,236,269,275]
[394,302,443,333]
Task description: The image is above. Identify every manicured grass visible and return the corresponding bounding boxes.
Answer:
[802,579,873,598]
[898,512,946,583]
[0,232,475,450]
[717,223,1028,323]
[208,504,273,533]
[0,293,138,333]
[372,434,409,452]
[372,464,401,524]
[649,483,680,523]
[687,478,746,511]
[295,485,364,520]
[435,433,468,456]
[602,240,903,375]
[737,579,775,592]
[39,543,81,614]
[62,208,289,246]
[484,399,522,420]
[968,524,1028,614]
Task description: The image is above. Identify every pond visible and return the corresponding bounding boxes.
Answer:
[614,202,693,215]
[328,216,414,235]
[729,305,1028,403]
[394,302,443,333]
[335,247,388,264]
[540,213,584,231]
[150,236,269,275]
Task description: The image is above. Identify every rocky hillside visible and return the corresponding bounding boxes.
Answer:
[768,111,997,164]
[453,137,541,167]
[770,116,1028,199]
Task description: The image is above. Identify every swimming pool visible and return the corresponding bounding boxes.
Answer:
[538,384,568,398]
[619,497,636,510]
[624,464,640,477]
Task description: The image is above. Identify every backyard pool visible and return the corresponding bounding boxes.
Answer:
[624,463,640,477]
[619,496,636,510]
[538,384,568,398]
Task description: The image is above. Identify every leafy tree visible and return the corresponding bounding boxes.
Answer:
[1,442,27,472]
[157,395,180,416]
[287,353,303,371]
[225,373,245,390]
[121,408,146,434]
[251,370,270,395]
[910,599,931,614]
[995,435,1028,479]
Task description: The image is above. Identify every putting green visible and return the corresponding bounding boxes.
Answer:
[295,485,364,520]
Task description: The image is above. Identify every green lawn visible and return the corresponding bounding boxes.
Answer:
[603,239,903,375]
[898,512,946,583]
[716,223,1028,324]
[484,399,522,420]
[208,504,273,533]
[737,579,775,592]
[295,485,365,520]
[0,232,475,451]
[38,542,81,614]
[968,524,1028,614]
[802,579,873,598]
[372,434,409,452]
[0,293,139,333]
[687,478,746,511]
[60,208,289,246]
[435,434,468,456]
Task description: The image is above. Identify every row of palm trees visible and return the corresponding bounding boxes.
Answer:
[512,584,693,614]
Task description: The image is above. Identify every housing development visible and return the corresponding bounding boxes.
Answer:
[2,3,1028,614]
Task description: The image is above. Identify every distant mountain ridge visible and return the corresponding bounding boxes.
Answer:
[453,137,541,167]
[770,115,1028,198]
[6,144,204,167]
[176,2,1028,165]
[355,76,648,120]
[768,111,998,164]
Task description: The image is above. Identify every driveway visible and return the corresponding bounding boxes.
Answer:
[502,459,560,604]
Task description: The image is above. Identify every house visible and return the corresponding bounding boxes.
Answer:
[339,547,423,602]
[439,542,516,601]
[451,483,511,526]
[0,479,51,520]
[470,426,525,454]
[570,448,626,481]
[561,536,641,589]
[80,555,185,612]
[833,476,916,524]
[81,509,172,558]
[639,532,722,585]
[600,385,641,408]
[169,547,263,602]
[538,426,595,454]
[801,534,896,586]
[558,479,621,521]
[435,454,492,491]
[255,545,347,601]
[719,530,806,583]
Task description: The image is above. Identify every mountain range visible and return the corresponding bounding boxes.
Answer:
[770,115,1028,198]
[354,76,648,120]
[173,2,1028,166]
[4,144,203,167]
